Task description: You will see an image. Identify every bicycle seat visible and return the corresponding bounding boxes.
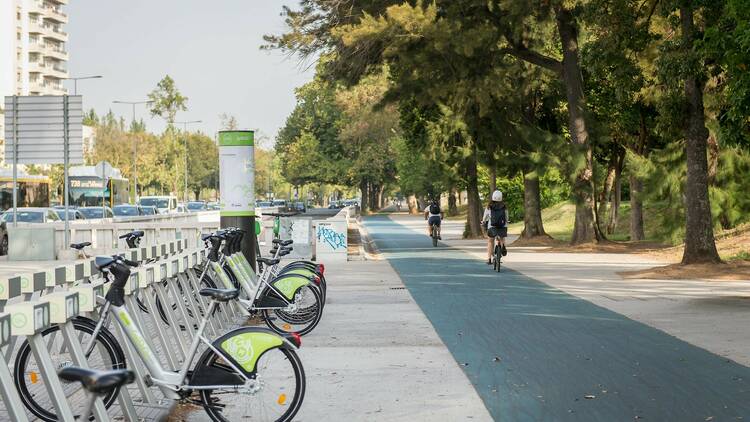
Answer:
[118,230,144,240]
[70,242,91,250]
[257,257,281,266]
[58,367,135,395]
[94,256,117,270]
[199,288,240,302]
[272,239,293,246]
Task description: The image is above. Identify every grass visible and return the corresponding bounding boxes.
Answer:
[508,201,668,243]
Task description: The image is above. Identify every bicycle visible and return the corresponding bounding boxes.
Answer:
[57,367,135,421]
[39,255,305,422]
[492,239,502,272]
[429,222,439,247]
[201,229,324,336]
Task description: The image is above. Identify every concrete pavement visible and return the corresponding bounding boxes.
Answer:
[178,258,492,421]
[365,214,750,421]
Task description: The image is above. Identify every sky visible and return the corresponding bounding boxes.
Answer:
[64,0,314,145]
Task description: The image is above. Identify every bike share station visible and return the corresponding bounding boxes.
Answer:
[0,118,328,420]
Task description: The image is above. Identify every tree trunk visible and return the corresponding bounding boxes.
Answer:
[464,147,483,238]
[448,189,458,216]
[556,6,599,244]
[489,166,497,194]
[606,177,621,234]
[360,180,369,214]
[680,6,720,264]
[407,195,419,214]
[521,171,547,238]
[629,174,645,241]
[598,147,618,224]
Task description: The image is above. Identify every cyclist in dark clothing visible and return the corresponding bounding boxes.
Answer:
[482,190,509,264]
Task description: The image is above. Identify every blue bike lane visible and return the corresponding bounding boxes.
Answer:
[364,215,750,421]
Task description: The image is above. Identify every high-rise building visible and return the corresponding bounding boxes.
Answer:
[0,0,69,161]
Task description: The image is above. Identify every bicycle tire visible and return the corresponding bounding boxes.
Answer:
[263,285,323,336]
[197,345,305,422]
[14,317,126,421]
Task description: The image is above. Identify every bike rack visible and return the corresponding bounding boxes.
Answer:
[0,234,254,421]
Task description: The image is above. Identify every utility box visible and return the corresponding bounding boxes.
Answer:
[7,227,56,261]
[315,220,348,263]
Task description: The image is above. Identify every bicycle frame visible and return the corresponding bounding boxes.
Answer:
[107,298,253,399]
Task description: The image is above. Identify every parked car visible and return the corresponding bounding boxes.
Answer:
[272,199,288,210]
[206,202,220,210]
[113,204,144,217]
[186,201,207,212]
[257,201,272,208]
[0,208,61,255]
[294,201,307,213]
[138,196,178,214]
[328,201,340,209]
[141,205,158,216]
[175,204,187,213]
[79,206,114,219]
[53,208,86,220]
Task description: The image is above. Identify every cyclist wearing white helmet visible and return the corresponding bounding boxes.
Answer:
[482,190,509,264]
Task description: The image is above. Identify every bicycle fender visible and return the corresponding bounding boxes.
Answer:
[216,327,297,375]
[270,274,311,301]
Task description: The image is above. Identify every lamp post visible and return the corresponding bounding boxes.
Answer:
[65,75,102,95]
[113,100,151,201]
[176,120,202,203]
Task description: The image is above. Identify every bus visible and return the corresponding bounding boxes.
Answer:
[0,171,50,211]
[68,161,129,207]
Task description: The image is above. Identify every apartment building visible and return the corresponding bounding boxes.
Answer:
[0,0,70,161]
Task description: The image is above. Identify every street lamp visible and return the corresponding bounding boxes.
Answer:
[175,120,202,203]
[113,100,152,200]
[65,75,102,95]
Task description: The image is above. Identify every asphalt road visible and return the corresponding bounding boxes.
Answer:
[364,215,750,421]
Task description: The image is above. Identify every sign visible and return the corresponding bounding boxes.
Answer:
[218,130,255,217]
[3,95,84,164]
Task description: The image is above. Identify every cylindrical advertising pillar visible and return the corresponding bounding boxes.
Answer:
[218,130,257,269]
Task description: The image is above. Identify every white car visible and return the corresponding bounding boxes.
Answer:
[139,196,178,214]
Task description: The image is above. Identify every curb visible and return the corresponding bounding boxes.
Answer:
[356,218,383,261]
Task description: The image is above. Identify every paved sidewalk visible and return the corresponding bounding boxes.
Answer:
[178,259,492,421]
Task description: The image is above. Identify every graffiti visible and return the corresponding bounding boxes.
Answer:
[317,226,346,250]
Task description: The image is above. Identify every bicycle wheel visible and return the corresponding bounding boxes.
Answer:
[14,317,126,421]
[198,345,305,422]
[495,244,502,272]
[263,285,323,336]
[432,229,438,247]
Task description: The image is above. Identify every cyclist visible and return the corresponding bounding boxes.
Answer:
[424,199,444,239]
[482,190,508,264]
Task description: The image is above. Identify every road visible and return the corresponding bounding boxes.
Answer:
[364,214,750,421]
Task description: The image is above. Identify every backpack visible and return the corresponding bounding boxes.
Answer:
[490,203,506,227]
[429,203,441,215]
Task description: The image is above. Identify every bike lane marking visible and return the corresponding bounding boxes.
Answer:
[364,215,750,421]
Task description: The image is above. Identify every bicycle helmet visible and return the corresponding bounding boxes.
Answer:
[492,190,503,201]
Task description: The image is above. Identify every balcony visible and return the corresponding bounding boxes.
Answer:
[43,45,68,61]
[43,5,68,23]
[28,41,45,54]
[44,63,67,78]
[28,20,44,34]
[42,24,68,42]
[27,61,44,73]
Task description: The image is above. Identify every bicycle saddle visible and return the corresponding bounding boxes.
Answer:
[272,239,293,246]
[118,230,144,240]
[58,367,135,395]
[94,256,117,269]
[70,242,91,250]
[199,288,240,302]
[257,257,281,266]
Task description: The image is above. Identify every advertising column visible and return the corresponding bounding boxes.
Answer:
[218,130,256,268]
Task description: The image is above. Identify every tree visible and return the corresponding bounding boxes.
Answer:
[148,75,188,126]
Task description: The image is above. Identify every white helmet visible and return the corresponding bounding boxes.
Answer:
[491,190,503,201]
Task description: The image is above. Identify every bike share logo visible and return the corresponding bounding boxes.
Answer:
[221,335,256,372]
